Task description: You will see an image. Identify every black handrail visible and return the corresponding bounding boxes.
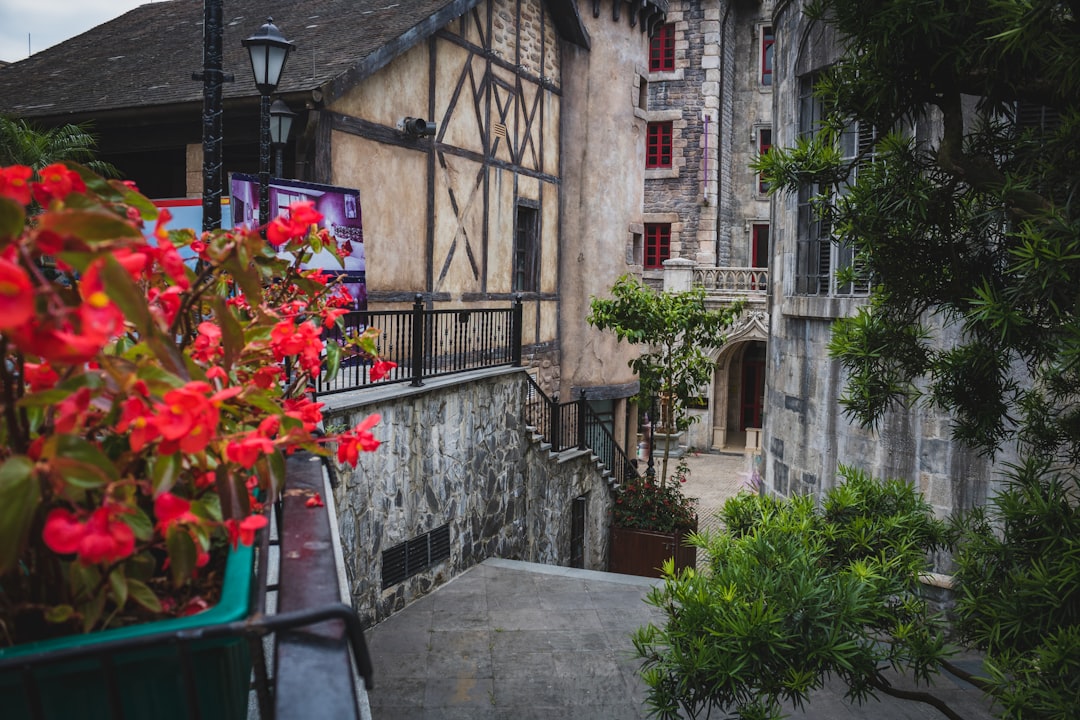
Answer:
[316,295,523,396]
[523,375,639,489]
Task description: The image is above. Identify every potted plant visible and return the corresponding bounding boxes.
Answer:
[608,460,698,578]
[0,163,388,718]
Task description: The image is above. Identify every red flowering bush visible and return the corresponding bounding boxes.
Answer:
[613,460,697,533]
[0,163,384,645]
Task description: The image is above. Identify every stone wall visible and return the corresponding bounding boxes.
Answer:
[322,370,614,625]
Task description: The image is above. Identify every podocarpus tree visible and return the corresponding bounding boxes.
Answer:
[748,0,1080,717]
[634,467,953,720]
[587,275,741,485]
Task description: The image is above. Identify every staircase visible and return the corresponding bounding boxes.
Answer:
[522,375,638,491]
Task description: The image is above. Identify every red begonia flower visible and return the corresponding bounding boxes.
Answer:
[0,165,33,205]
[370,360,397,382]
[32,163,86,205]
[0,257,34,331]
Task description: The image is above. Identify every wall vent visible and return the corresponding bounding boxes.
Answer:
[381,523,451,588]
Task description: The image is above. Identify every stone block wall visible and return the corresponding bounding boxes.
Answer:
[322,370,614,625]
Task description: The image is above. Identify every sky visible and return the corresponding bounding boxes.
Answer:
[0,0,150,63]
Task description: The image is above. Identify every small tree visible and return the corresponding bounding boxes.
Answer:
[634,467,955,720]
[587,275,741,485]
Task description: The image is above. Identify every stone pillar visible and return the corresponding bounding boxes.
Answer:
[663,256,696,292]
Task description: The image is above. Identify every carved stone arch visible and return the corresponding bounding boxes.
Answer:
[705,309,769,450]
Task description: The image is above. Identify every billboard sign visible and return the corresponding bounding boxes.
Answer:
[229,173,366,312]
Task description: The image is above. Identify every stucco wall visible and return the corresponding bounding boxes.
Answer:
[323,370,614,625]
[557,6,652,394]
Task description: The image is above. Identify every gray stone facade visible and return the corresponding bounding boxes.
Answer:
[322,370,614,625]
[763,0,1011,516]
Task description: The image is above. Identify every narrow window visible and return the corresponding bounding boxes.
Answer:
[649,23,675,72]
[752,224,769,268]
[644,223,671,269]
[646,122,673,168]
[757,127,772,193]
[513,203,540,292]
[761,26,774,86]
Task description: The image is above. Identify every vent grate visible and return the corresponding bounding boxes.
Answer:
[381,523,452,589]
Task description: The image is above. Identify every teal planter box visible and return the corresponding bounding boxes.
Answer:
[0,544,253,720]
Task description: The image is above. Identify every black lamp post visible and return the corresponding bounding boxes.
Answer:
[269,99,296,178]
[243,17,295,232]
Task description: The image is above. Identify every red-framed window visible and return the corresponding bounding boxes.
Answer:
[761,26,774,86]
[757,127,772,193]
[646,122,673,168]
[649,23,676,72]
[644,223,671,269]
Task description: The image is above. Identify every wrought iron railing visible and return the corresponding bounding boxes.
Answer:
[316,295,523,396]
[523,375,638,489]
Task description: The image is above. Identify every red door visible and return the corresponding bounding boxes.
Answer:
[740,344,766,430]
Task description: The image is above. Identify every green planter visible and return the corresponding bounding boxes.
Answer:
[0,544,254,720]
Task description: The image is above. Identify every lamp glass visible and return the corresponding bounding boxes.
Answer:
[269,100,296,145]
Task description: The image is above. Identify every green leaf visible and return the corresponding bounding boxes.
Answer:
[150,453,181,496]
[44,604,75,624]
[127,578,162,613]
[0,195,26,239]
[108,567,128,609]
[325,340,341,382]
[122,506,154,542]
[166,526,197,588]
[215,297,245,372]
[49,435,118,488]
[98,254,155,338]
[0,455,40,575]
[38,208,141,244]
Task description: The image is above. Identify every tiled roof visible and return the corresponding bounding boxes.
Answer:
[0,0,592,120]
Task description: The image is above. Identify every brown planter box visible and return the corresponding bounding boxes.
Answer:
[609,525,697,578]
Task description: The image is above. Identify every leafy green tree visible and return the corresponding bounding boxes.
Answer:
[750,1,1080,717]
[0,116,118,177]
[951,458,1080,717]
[634,467,953,720]
[756,0,1080,462]
[587,275,741,484]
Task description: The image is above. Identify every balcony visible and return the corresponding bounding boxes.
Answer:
[660,258,768,312]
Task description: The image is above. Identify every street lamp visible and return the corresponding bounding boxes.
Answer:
[243,17,294,232]
[269,98,296,178]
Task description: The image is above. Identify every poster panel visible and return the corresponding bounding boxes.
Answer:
[229,173,366,313]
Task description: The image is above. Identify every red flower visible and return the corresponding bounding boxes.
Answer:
[283,396,325,431]
[322,306,349,328]
[191,321,223,363]
[0,257,33,331]
[43,507,135,566]
[154,381,221,453]
[252,365,284,389]
[225,514,268,549]
[370,360,397,381]
[265,201,322,247]
[0,165,33,205]
[226,432,276,469]
[54,387,92,434]
[23,362,59,391]
[336,413,381,466]
[305,493,325,508]
[79,261,125,340]
[116,396,158,452]
[32,163,86,205]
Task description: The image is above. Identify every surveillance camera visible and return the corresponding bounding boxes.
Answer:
[402,117,437,137]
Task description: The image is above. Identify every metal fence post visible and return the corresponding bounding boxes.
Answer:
[511,293,523,367]
[577,392,588,451]
[550,398,561,453]
[411,294,425,387]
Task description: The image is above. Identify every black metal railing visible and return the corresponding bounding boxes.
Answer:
[523,375,638,489]
[316,295,523,396]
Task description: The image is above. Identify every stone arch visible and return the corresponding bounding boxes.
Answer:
[705,309,770,450]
